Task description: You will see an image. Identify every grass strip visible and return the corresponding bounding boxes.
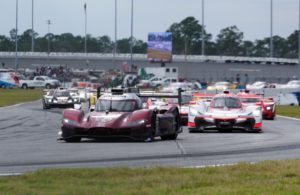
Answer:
[276,105,300,119]
[1,160,300,194]
[0,88,43,107]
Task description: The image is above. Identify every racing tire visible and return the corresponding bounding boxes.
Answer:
[144,114,156,142]
[21,84,28,89]
[144,130,155,142]
[62,129,81,142]
[252,129,262,133]
[42,99,50,109]
[160,133,178,140]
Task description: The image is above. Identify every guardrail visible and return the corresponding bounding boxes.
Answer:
[0,52,298,65]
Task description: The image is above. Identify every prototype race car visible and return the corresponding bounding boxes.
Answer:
[188,92,262,132]
[59,88,182,142]
[43,88,80,109]
[145,93,192,126]
[237,90,276,120]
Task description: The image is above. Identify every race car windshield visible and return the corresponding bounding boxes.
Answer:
[96,99,137,112]
[211,97,241,108]
[55,91,70,97]
[240,98,261,103]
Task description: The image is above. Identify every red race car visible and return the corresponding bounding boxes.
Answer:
[59,88,182,142]
[237,90,276,120]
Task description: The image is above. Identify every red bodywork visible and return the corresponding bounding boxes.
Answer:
[60,92,181,142]
[237,92,276,120]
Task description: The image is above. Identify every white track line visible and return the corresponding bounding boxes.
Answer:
[0,173,22,177]
[0,99,41,110]
[277,115,300,121]
[185,162,256,169]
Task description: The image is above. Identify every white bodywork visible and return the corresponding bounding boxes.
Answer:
[188,97,262,130]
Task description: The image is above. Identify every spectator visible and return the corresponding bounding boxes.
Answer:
[236,74,240,83]
[244,74,249,85]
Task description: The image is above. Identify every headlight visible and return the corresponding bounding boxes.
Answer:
[128,119,147,127]
[266,106,272,110]
[67,99,73,103]
[47,98,52,103]
[53,100,58,103]
[62,118,80,126]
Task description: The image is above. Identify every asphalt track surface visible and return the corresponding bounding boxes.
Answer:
[0,100,300,174]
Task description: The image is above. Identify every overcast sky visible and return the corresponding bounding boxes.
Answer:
[0,0,298,42]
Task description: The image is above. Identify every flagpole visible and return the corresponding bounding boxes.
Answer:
[15,0,19,71]
[31,0,34,52]
[201,0,205,56]
[130,0,134,68]
[114,0,118,65]
[84,3,87,54]
[270,0,273,58]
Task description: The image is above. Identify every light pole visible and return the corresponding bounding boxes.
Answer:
[31,0,34,52]
[298,0,300,79]
[130,0,134,68]
[270,0,274,58]
[201,0,205,56]
[84,3,87,55]
[114,0,118,64]
[15,0,19,70]
[47,20,52,64]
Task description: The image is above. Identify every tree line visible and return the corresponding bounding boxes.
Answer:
[0,16,298,58]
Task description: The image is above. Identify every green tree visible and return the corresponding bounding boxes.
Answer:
[216,25,244,56]
[286,30,298,58]
[117,38,130,53]
[272,36,288,58]
[0,35,14,51]
[133,40,147,53]
[98,35,113,53]
[252,39,269,57]
[167,16,211,55]
[18,29,34,51]
[241,40,254,56]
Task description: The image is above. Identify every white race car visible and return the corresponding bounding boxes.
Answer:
[188,92,262,132]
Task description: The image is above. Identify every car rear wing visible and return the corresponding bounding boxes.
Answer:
[138,88,184,106]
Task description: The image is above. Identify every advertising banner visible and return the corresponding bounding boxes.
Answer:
[147,32,172,62]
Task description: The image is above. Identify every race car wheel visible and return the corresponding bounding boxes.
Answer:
[144,130,154,142]
[252,129,262,133]
[42,99,49,109]
[62,128,81,142]
[144,113,156,142]
[161,133,178,140]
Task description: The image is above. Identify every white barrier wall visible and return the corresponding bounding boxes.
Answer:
[0,52,298,65]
